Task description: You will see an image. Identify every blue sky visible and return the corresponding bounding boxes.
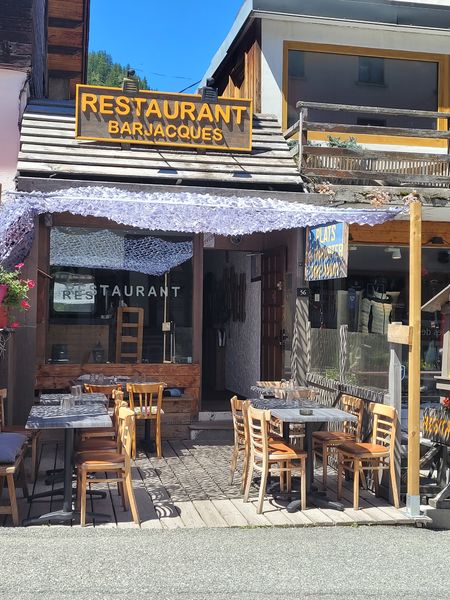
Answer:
[89,0,244,92]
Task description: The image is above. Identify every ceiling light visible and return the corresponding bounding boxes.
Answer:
[391,248,401,260]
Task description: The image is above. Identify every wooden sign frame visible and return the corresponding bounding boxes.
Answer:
[75,84,253,152]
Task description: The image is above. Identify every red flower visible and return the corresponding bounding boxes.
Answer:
[27,279,35,289]
[442,397,450,408]
[21,300,30,310]
[10,322,19,329]
[15,263,24,270]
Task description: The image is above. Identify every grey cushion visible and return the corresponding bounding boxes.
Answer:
[0,432,27,464]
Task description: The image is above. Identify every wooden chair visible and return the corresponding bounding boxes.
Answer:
[79,385,123,442]
[83,383,123,406]
[76,406,140,527]
[229,396,250,493]
[0,389,40,481]
[312,394,364,487]
[337,402,399,510]
[243,404,307,514]
[0,441,28,526]
[127,383,165,458]
[76,391,126,454]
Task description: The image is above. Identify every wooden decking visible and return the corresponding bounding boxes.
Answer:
[2,436,428,529]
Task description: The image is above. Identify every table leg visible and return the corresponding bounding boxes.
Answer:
[24,429,108,525]
[286,423,346,512]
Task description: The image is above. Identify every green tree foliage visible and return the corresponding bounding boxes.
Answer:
[87,51,150,89]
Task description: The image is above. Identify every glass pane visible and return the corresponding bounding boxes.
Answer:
[287,49,438,129]
[47,227,193,365]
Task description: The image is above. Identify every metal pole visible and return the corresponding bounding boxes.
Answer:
[406,200,422,517]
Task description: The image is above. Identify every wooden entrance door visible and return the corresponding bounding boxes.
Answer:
[261,248,286,380]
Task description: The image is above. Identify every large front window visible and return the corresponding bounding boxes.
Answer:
[47,227,193,365]
[287,48,439,129]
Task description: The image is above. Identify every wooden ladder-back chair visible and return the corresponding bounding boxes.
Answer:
[84,383,123,406]
[127,383,165,458]
[76,406,140,527]
[0,388,40,481]
[312,394,364,487]
[337,402,399,510]
[243,404,307,514]
[229,396,250,493]
[0,442,28,526]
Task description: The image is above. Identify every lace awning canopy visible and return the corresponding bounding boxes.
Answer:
[0,186,403,268]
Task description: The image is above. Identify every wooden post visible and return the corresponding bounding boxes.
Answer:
[387,341,403,505]
[406,200,422,516]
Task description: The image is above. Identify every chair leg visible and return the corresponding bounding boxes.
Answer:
[353,459,360,510]
[257,463,268,514]
[6,473,19,526]
[155,416,162,458]
[125,472,140,525]
[119,477,129,510]
[373,464,381,497]
[279,462,285,492]
[31,435,38,481]
[300,458,307,511]
[80,471,88,526]
[337,454,343,500]
[243,460,254,502]
[132,429,137,461]
[229,443,238,485]
[0,475,4,499]
[322,444,328,488]
[240,446,249,495]
[286,463,292,493]
[390,459,400,508]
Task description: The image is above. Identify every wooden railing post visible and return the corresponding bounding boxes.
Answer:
[298,105,308,170]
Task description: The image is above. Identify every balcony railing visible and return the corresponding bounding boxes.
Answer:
[284,101,450,186]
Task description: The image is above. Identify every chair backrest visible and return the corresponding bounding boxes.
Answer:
[118,406,135,467]
[369,402,397,456]
[341,394,364,441]
[0,388,6,430]
[230,396,249,445]
[247,404,271,459]
[127,383,164,416]
[84,383,122,397]
[112,390,127,429]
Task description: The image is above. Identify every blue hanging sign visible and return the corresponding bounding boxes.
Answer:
[305,223,349,281]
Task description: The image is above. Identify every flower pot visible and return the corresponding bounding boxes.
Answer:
[0,305,8,329]
[0,284,8,304]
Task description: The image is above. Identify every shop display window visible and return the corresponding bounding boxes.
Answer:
[47,227,193,365]
[308,245,450,396]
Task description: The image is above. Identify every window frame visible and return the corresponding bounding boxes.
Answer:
[282,41,449,148]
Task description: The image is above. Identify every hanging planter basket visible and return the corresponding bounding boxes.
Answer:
[0,304,8,329]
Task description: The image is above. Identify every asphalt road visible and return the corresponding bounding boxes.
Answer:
[1,525,449,599]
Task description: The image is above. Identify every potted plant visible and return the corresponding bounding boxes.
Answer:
[0,263,34,329]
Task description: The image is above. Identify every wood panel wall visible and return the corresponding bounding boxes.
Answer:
[35,363,201,416]
[47,0,90,98]
[350,221,450,246]
[216,20,261,112]
[0,0,33,70]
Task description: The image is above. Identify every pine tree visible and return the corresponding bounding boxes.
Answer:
[87,51,150,89]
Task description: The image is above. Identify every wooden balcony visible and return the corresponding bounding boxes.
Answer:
[284,101,450,187]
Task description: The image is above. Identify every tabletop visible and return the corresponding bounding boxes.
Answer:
[269,405,358,424]
[39,393,108,406]
[251,384,314,398]
[26,403,112,430]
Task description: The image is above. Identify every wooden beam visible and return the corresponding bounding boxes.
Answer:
[192,234,203,415]
[304,121,450,140]
[407,201,422,517]
[349,221,450,247]
[297,101,450,120]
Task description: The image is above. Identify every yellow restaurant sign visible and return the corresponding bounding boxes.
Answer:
[75,84,253,151]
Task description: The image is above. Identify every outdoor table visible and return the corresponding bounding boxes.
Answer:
[39,393,108,406]
[23,402,112,525]
[252,398,357,512]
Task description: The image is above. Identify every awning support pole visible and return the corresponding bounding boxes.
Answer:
[406,200,422,517]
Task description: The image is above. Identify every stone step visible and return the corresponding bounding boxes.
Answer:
[188,420,234,442]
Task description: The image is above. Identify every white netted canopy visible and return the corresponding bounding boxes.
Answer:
[0,186,403,267]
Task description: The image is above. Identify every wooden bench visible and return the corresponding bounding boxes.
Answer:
[0,444,28,526]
